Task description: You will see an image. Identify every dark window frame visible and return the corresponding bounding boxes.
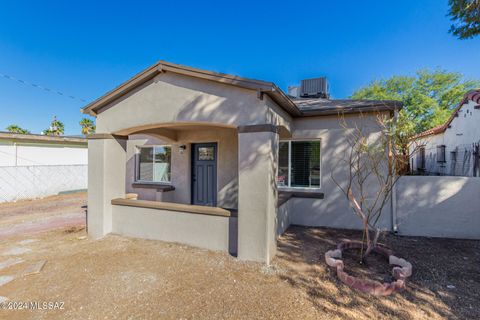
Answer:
[418,146,426,170]
[135,145,172,184]
[437,145,446,163]
[277,139,322,189]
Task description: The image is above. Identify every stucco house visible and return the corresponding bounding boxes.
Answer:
[82,61,401,263]
[411,90,480,177]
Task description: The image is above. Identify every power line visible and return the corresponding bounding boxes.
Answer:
[0,72,87,102]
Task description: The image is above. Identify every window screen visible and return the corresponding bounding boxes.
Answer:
[277,140,321,188]
[291,141,320,188]
[137,146,171,183]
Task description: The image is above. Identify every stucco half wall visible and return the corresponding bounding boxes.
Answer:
[112,204,237,254]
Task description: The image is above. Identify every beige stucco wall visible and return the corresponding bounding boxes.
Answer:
[396,176,480,239]
[112,205,237,253]
[285,113,393,231]
[88,138,127,238]
[237,130,278,262]
[95,72,292,135]
[277,200,291,236]
[126,127,238,209]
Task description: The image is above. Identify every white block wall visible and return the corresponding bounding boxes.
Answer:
[0,142,87,166]
[0,165,87,202]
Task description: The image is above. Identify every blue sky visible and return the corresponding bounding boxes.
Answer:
[0,0,479,135]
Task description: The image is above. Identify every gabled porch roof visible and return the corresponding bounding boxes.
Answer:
[81,60,301,117]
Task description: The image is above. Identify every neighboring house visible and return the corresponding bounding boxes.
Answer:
[411,90,480,177]
[0,132,88,202]
[82,61,401,263]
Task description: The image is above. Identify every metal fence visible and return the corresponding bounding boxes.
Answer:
[415,143,480,177]
[0,165,87,202]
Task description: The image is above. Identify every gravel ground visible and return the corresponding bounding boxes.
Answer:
[277,226,480,320]
[0,194,477,319]
[0,193,86,237]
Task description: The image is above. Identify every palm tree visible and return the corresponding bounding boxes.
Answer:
[43,116,65,136]
[79,118,96,135]
[6,124,30,134]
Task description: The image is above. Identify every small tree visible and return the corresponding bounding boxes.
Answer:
[79,118,96,135]
[331,111,420,262]
[6,124,30,134]
[43,116,65,136]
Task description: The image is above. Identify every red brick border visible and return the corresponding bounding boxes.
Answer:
[325,240,412,296]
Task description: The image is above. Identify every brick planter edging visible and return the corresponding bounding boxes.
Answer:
[325,240,412,296]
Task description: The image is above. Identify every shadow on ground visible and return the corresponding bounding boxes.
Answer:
[274,226,480,320]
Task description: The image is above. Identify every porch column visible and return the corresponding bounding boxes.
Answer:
[237,125,279,263]
[87,134,127,238]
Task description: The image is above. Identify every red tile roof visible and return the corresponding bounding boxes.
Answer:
[413,89,480,139]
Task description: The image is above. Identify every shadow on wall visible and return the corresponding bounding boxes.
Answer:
[396,176,480,239]
[288,116,392,231]
[171,73,271,126]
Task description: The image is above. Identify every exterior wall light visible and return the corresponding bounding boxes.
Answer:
[179,145,187,154]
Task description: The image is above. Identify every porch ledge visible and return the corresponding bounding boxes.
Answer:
[111,198,231,217]
[278,190,324,207]
[131,182,175,191]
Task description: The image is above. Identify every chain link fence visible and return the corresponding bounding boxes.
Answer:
[0,165,87,202]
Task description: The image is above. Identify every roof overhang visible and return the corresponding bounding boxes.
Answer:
[298,102,402,117]
[82,60,301,117]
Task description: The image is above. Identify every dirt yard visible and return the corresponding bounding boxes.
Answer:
[0,193,478,319]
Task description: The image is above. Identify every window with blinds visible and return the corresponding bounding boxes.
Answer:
[277,140,321,188]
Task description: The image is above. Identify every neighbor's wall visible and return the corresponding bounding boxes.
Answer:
[0,141,87,166]
[445,100,480,147]
[411,100,480,176]
[0,140,88,202]
[285,112,393,231]
[0,165,87,202]
[395,176,480,239]
[126,128,238,209]
[411,133,445,173]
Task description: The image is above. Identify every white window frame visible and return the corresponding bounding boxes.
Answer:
[135,145,172,184]
[278,139,322,190]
